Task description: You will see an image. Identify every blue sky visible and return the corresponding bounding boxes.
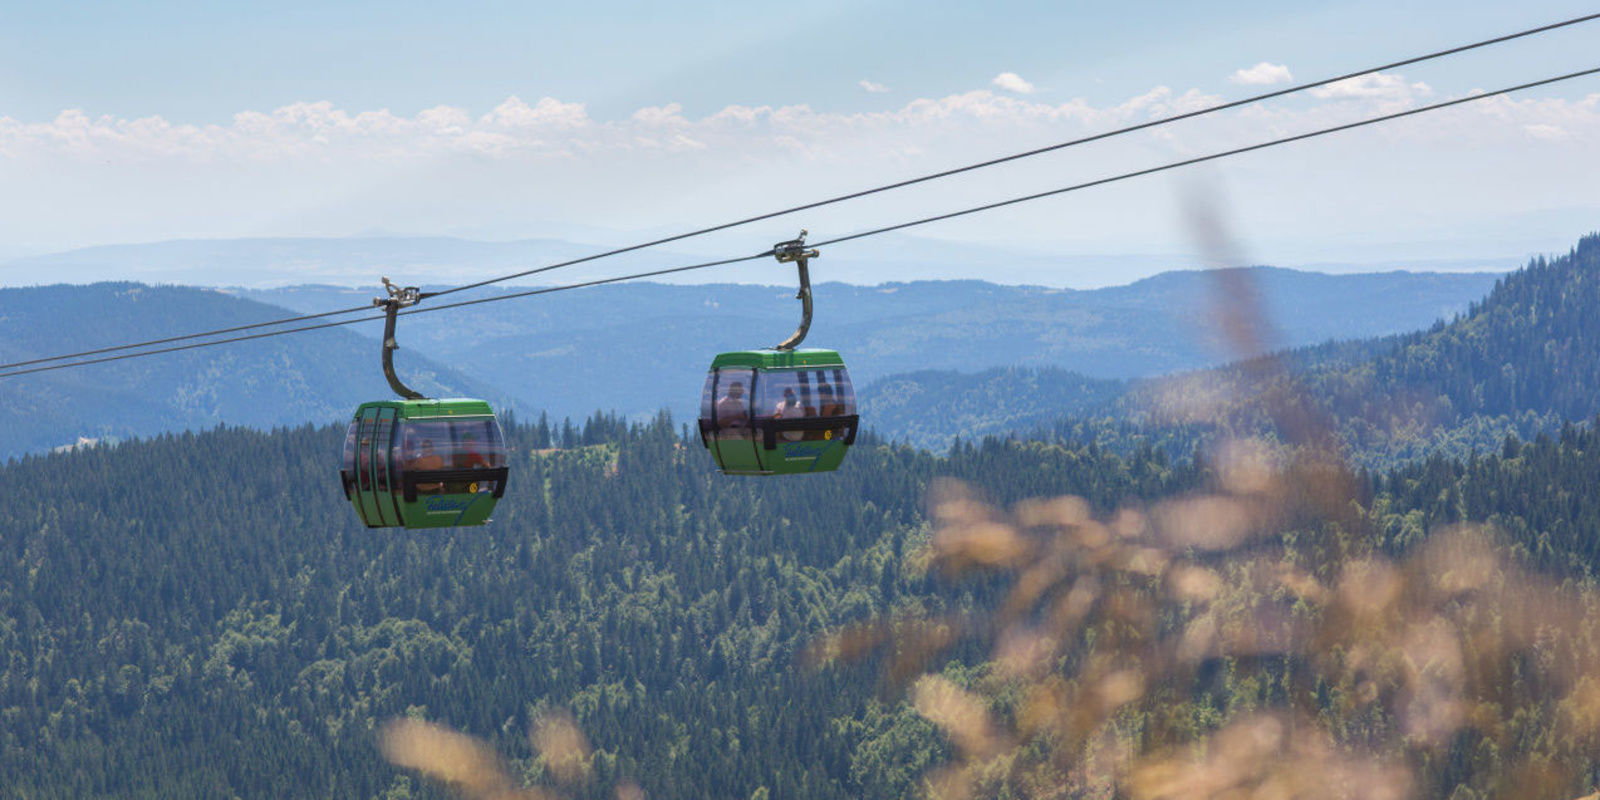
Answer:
[2,1,1598,284]
[4,0,1589,121]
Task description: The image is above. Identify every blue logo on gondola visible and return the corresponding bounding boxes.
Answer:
[425,496,474,513]
[781,442,833,458]
[781,440,843,471]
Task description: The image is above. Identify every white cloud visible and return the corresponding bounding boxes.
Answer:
[991,72,1036,94]
[1110,86,1224,119]
[631,103,689,127]
[1308,73,1432,108]
[482,96,591,129]
[859,80,890,94]
[1230,62,1293,86]
[1525,123,1569,140]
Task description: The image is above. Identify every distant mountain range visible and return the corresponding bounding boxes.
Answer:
[0,262,1502,458]
[889,234,1600,466]
[235,268,1499,425]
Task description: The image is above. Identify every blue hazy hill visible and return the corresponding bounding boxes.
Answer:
[240,267,1499,424]
[0,283,511,458]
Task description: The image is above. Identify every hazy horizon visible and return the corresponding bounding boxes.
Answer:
[0,230,1526,292]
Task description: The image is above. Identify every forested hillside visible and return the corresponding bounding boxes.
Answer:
[1311,234,1600,460]
[0,417,1197,799]
[7,414,1600,797]
[1371,422,1600,575]
[1360,235,1600,422]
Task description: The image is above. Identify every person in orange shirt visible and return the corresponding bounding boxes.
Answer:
[408,439,445,493]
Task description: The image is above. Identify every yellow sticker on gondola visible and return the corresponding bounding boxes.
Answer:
[469,482,479,493]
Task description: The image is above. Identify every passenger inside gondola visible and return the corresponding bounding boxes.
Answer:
[808,383,839,440]
[773,387,802,417]
[818,381,841,416]
[774,387,805,441]
[716,381,750,433]
[409,439,446,493]
[455,432,490,469]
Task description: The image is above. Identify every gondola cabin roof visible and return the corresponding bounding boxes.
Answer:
[709,348,846,370]
[351,398,497,419]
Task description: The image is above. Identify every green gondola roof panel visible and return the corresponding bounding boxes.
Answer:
[709,348,848,370]
[340,398,509,529]
[698,349,859,476]
[354,398,499,418]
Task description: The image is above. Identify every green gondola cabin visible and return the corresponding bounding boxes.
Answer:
[697,348,858,475]
[340,398,509,528]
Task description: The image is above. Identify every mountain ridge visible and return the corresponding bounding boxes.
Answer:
[0,263,1507,458]
[236,267,1500,425]
[861,232,1600,461]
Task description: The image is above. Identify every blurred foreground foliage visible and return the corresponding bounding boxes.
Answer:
[847,438,1600,800]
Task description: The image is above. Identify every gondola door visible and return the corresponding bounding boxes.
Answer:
[370,406,402,527]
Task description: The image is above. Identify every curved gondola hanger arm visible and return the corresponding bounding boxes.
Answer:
[772,231,820,351]
[375,277,426,400]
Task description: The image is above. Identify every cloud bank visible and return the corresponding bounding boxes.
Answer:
[0,87,1238,164]
[0,72,1595,258]
[4,71,1578,170]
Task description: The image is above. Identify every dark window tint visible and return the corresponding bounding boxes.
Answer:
[823,367,855,417]
[357,416,377,491]
[755,368,855,419]
[700,371,715,421]
[374,414,393,493]
[342,420,358,475]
